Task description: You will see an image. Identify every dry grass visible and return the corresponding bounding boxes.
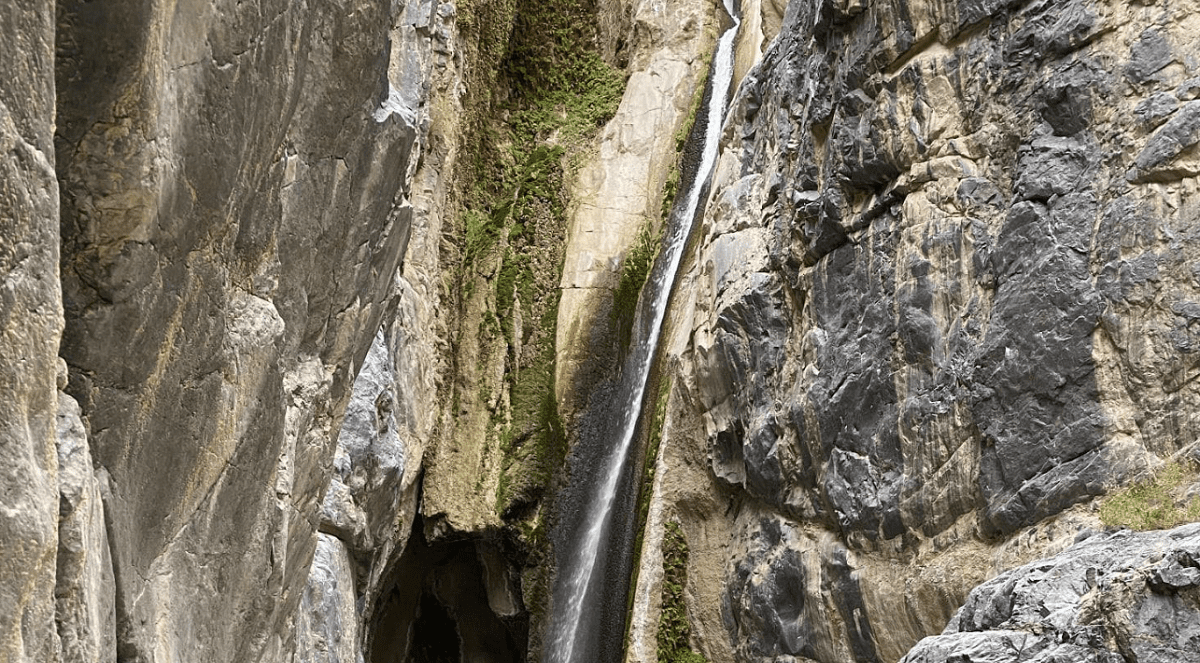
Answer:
[1099,459,1200,531]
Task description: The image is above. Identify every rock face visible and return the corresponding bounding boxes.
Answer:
[634,0,1200,661]
[55,389,116,663]
[5,0,1200,661]
[902,524,1200,663]
[50,0,426,658]
[555,0,717,419]
[0,2,65,661]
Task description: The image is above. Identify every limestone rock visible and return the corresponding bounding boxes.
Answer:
[294,535,362,663]
[0,1,64,661]
[636,0,1200,660]
[902,524,1200,663]
[53,0,422,658]
[554,0,722,420]
[55,392,116,663]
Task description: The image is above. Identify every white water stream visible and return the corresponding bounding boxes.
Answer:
[544,2,741,661]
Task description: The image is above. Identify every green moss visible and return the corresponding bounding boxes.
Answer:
[1099,460,1200,531]
[494,290,568,521]
[446,0,627,588]
[658,521,707,663]
[661,50,711,221]
[612,221,661,352]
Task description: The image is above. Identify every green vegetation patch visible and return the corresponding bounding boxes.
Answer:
[658,520,708,663]
[495,300,569,525]
[1099,459,1200,531]
[611,221,662,353]
[661,48,712,221]
[447,0,627,541]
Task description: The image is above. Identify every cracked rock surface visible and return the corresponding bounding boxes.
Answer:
[902,524,1200,663]
[634,0,1200,661]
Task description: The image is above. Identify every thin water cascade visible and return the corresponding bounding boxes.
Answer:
[544,2,742,662]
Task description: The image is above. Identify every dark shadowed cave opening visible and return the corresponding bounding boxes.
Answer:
[369,517,526,663]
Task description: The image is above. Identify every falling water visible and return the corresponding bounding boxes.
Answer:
[544,2,742,662]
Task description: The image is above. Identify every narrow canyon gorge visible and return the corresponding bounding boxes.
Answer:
[2,0,1199,662]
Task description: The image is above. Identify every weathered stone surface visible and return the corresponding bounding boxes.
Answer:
[294,535,361,663]
[902,524,1200,663]
[53,0,421,659]
[298,0,457,657]
[554,0,720,421]
[55,391,116,663]
[326,330,408,551]
[633,0,1200,661]
[0,2,63,661]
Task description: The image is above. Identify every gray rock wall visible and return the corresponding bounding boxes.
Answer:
[1,2,65,660]
[6,0,1200,661]
[46,0,427,659]
[902,524,1200,663]
[636,0,1200,661]
[55,388,116,663]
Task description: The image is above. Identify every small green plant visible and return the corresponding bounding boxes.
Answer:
[658,520,708,663]
[611,221,662,352]
[447,0,626,575]
[1099,460,1200,531]
[660,49,711,221]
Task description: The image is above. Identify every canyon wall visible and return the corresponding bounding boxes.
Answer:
[635,0,1200,662]
[1,2,65,660]
[4,0,720,659]
[4,0,437,659]
[4,0,1200,662]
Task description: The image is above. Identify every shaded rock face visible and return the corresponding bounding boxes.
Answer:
[369,520,526,663]
[55,389,116,663]
[636,0,1200,661]
[294,535,362,663]
[902,524,1200,663]
[48,0,426,659]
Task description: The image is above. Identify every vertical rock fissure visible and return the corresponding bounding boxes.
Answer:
[544,2,742,662]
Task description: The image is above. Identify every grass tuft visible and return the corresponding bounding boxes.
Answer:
[658,520,708,663]
[1099,459,1200,531]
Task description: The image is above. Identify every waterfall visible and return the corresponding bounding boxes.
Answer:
[544,2,742,662]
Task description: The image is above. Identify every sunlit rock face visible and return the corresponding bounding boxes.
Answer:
[635,1,1200,662]
[902,524,1200,663]
[0,3,65,660]
[6,0,1200,661]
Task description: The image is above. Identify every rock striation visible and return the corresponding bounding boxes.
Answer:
[1,2,68,660]
[38,0,435,659]
[5,0,1200,661]
[634,0,1200,661]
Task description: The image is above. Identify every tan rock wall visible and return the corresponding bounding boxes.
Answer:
[556,0,720,420]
